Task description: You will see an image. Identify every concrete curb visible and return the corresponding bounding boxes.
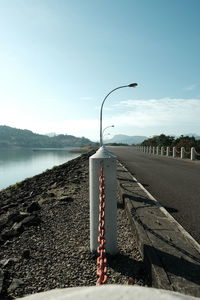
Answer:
[117,162,200,297]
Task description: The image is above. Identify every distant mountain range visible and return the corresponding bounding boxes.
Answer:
[105,133,200,145]
[105,134,148,145]
[0,126,93,148]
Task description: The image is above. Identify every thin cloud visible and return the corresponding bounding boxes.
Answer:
[80,96,94,101]
[185,84,199,91]
[105,98,200,130]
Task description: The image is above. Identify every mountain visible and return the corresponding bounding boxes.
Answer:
[185,133,200,140]
[105,134,148,145]
[0,125,93,148]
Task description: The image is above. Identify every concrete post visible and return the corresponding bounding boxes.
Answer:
[161,146,164,156]
[191,147,196,160]
[181,147,185,159]
[166,147,170,156]
[173,147,176,158]
[89,146,118,254]
[152,146,155,155]
[156,146,159,155]
[149,146,152,154]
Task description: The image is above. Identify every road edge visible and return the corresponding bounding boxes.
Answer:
[117,161,200,297]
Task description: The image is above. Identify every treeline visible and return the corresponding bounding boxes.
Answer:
[141,134,200,152]
[0,125,92,148]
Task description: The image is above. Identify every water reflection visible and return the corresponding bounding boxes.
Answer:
[0,148,80,190]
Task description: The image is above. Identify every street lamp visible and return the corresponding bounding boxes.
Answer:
[102,124,114,136]
[99,83,138,147]
[102,125,114,146]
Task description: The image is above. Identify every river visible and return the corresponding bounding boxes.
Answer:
[0,148,81,191]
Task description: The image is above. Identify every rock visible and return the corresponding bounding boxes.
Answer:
[58,196,73,202]
[8,211,30,225]
[12,222,24,233]
[1,228,18,240]
[22,249,30,259]
[48,192,56,197]
[0,269,4,294]
[27,202,41,213]
[21,215,41,227]
[51,183,57,189]
[0,214,8,230]
[1,204,10,211]
[7,203,18,209]
[0,257,19,268]
[8,278,23,292]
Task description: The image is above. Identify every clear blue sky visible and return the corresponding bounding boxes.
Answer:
[0,0,200,141]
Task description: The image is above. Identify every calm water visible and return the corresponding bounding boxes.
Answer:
[0,148,81,191]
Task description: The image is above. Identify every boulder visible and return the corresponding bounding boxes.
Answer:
[27,202,41,213]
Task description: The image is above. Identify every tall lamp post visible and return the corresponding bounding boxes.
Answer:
[90,82,138,255]
[100,83,138,147]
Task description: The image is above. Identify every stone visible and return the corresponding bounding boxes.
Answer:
[1,228,18,240]
[58,196,73,202]
[0,268,4,294]
[8,278,23,292]
[0,214,8,230]
[0,257,19,268]
[27,202,41,213]
[22,249,31,259]
[21,215,41,227]
[7,211,29,224]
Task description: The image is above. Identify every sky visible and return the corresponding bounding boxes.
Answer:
[0,0,200,142]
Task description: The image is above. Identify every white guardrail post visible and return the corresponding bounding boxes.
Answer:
[161,146,164,156]
[89,146,118,255]
[156,146,159,155]
[166,146,170,156]
[191,147,195,160]
[152,146,155,155]
[181,147,185,159]
[173,147,176,158]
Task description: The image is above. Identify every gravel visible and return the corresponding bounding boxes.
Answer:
[0,151,149,299]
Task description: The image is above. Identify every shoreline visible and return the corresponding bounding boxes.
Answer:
[0,150,148,299]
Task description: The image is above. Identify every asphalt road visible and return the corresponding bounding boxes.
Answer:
[108,146,200,244]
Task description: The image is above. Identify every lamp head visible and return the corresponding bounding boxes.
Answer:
[128,83,138,88]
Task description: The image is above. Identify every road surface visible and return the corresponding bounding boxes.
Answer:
[108,146,200,244]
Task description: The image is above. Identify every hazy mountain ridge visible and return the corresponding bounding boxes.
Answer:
[0,125,93,148]
[106,134,148,145]
[106,133,200,145]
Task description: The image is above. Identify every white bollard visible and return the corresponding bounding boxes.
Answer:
[152,146,155,155]
[181,147,185,159]
[156,146,159,155]
[173,147,176,158]
[161,146,164,156]
[191,147,196,160]
[89,146,118,255]
[166,146,170,156]
[149,146,152,154]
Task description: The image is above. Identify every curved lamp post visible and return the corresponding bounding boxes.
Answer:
[102,124,115,136]
[100,83,138,147]
[102,125,114,145]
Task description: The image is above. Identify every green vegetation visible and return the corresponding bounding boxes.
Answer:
[0,125,93,148]
[141,134,200,151]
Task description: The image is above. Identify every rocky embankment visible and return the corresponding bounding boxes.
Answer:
[0,151,148,299]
